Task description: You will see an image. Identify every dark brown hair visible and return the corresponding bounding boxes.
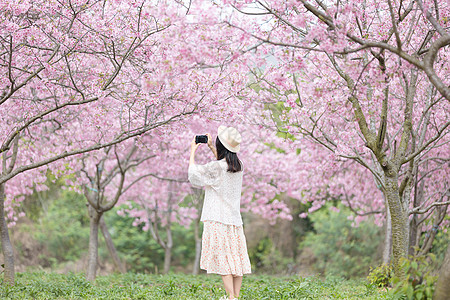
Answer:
[216,137,242,173]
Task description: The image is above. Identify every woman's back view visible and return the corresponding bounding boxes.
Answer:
[188,126,251,300]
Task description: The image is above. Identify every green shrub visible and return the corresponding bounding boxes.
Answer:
[248,237,295,274]
[103,209,164,273]
[18,189,198,273]
[367,263,392,287]
[389,254,438,300]
[33,190,90,264]
[104,206,197,273]
[300,203,383,278]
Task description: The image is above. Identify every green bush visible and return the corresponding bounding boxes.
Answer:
[248,237,295,275]
[300,204,383,278]
[367,263,392,287]
[103,209,164,273]
[426,225,450,268]
[104,206,197,273]
[17,188,198,273]
[33,190,90,264]
[389,254,438,300]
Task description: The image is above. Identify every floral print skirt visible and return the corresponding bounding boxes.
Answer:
[200,220,252,276]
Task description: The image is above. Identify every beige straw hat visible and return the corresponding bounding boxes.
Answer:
[217,125,241,153]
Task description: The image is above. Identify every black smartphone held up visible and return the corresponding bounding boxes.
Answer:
[195,135,208,144]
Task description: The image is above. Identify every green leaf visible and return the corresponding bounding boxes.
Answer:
[416,291,423,300]
[406,285,414,300]
[425,286,433,297]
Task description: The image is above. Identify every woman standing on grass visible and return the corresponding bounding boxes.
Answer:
[188,125,251,300]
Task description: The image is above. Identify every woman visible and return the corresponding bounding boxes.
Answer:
[188,125,251,300]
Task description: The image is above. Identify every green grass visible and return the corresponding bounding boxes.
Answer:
[0,272,391,299]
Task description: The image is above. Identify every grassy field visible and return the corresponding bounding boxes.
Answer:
[0,272,393,299]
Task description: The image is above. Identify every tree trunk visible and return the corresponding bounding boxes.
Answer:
[192,217,202,275]
[86,204,102,281]
[408,215,418,256]
[163,226,173,274]
[384,176,409,278]
[409,176,424,256]
[0,184,14,285]
[382,205,392,265]
[163,246,172,275]
[433,242,450,300]
[99,216,126,273]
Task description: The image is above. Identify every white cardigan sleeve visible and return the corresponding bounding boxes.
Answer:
[188,161,223,189]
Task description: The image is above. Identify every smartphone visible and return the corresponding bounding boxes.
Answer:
[195,135,208,144]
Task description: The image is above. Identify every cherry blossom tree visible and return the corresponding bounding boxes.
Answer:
[1,0,446,287]
[218,0,450,278]
[117,132,194,275]
[0,0,180,284]
[76,137,162,281]
[0,0,251,284]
